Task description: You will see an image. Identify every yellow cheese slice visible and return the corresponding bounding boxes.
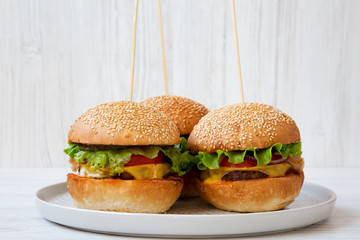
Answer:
[124,163,171,180]
[78,163,171,180]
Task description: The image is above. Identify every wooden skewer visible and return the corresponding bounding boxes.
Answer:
[230,0,245,103]
[156,0,169,95]
[129,0,139,101]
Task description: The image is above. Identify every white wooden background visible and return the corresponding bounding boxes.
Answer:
[1,0,359,168]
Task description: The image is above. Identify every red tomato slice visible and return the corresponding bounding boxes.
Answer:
[220,157,257,168]
[124,152,165,167]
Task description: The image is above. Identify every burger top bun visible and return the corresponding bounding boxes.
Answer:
[141,95,209,135]
[68,101,180,146]
[187,103,300,153]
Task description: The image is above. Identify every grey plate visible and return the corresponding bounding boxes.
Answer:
[35,182,336,238]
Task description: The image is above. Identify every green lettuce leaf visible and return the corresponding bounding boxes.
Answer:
[197,150,223,170]
[162,146,198,176]
[196,142,302,170]
[177,137,188,152]
[166,136,199,175]
[64,142,197,176]
[171,136,200,175]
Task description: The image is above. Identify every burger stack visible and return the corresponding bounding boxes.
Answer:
[64,98,304,213]
[187,103,304,212]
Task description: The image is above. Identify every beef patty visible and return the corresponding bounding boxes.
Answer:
[221,171,268,181]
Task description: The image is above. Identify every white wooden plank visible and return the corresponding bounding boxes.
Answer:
[0,0,360,167]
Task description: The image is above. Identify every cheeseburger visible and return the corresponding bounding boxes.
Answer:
[187,103,304,212]
[64,101,185,213]
[141,95,209,197]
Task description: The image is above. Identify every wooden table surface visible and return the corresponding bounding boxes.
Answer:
[0,167,358,239]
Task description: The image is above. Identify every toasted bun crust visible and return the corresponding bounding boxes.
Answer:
[187,103,300,153]
[180,170,200,198]
[67,173,183,213]
[68,101,180,146]
[141,95,209,135]
[197,172,304,212]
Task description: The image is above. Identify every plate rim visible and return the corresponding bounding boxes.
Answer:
[35,181,337,237]
[35,181,336,218]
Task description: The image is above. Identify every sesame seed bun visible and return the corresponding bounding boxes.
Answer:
[187,103,300,153]
[196,172,304,212]
[68,101,180,146]
[141,95,209,135]
[67,174,183,213]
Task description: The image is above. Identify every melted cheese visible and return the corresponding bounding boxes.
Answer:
[124,163,171,180]
[202,162,290,183]
[78,163,171,180]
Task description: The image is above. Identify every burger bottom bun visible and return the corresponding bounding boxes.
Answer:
[67,173,183,213]
[197,172,304,213]
[180,170,200,198]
